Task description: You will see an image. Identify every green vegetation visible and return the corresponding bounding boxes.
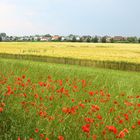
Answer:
[0,58,140,140]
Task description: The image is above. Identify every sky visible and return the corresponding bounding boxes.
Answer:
[0,0,140,36]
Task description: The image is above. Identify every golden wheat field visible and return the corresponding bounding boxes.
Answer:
[0,42,140,64]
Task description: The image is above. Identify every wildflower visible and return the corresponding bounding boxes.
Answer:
[40,134,44,138]
[35,128,39,133]
[58,135,64,140]
[91,105,100,112]
[85,118,94,123]
[92,135,97,140]
[27,78,31,82]
[97,114,102,120]
[59,80,63,86]
[39,82,44,86]
[82,79,86,88]
[79,103,85,109]
[109,107,115,113]
[137,120,140,125]
[1,102,5,107]
[22,75,26,79]
[71,98,75,102]
[117,128,128,138]
[89,91,94,96]
[124,101,133,106]
[106,126,117,134]
[118,131,125,138]
[82,124,90,133]
[34,94,39,99]
[46,138,50,140]
[123,128,129,133]
[17,77,22,81]
[119,119,124,124]
[102,130,106,135]
[124,114,129,121]
[23,93,27,98]
[0,107,3,113]
[132,125,136,129]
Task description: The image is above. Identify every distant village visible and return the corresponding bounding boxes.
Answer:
[0,33,140,43]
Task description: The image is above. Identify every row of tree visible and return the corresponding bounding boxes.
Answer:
[0,33,140,43]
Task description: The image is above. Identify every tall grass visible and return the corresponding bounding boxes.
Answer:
[0,58,140,140]
[0,53,140,71]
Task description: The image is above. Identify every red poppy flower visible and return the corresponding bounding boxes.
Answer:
[40,134,44,138]
[35,128,39,133]
[89,91,94,96]
[0,107,3,113]
[118,131,125,138]
[132,125,136,129]
[92,105,100,112]
[137,120,140,125]
[82,124,90,133]
[85,118,94,123]
[106,126,117,134]
[58,135,64,140]
[22,75,26,79]
[92,135,97,140]
[97,115,102,120]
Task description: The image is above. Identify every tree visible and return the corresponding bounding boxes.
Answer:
[72,36,76,42]
[0,33,6,37]
[0,36,2,42]
[110,38,114,43]
[79,37,83,42]
[86,37,91,42]
[127,37,137,43]
[93,36,98,43]
[138,38,140,43]
[101,36,106,43]
[44,34,51,37]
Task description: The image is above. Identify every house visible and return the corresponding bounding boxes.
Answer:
[113,36,125,41]
[81,35,91,42]
[61,36,67,41]
[75,36,80,41]
[40,37,52,41]
[34,36,41,41]
[105,36,112,43]
[51,35,61,41]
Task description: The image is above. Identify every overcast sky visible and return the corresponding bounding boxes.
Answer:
[0,0,140,36]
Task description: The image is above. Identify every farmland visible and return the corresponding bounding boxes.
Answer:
[0,58,140,140]
[0,42,140,71]
[0,42,140,140]
[0,42,140,64]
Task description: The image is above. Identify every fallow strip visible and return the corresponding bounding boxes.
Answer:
[0,53,139,72]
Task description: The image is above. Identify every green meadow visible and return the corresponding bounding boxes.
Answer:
[0,58,140,140]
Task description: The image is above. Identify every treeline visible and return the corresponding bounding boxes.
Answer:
[0,33,140,43]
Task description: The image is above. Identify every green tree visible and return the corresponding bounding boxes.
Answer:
[44,34,51,37]
[110,38,114,43]
[101,36,106,43]
[138,38,140,43]
[93,36,98,43]
[0,36,2,42]
[79,37,83,42]
[87,37,91,42]
[72,36,76,42]
[0,33,6,38]
[127,37,137,43]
